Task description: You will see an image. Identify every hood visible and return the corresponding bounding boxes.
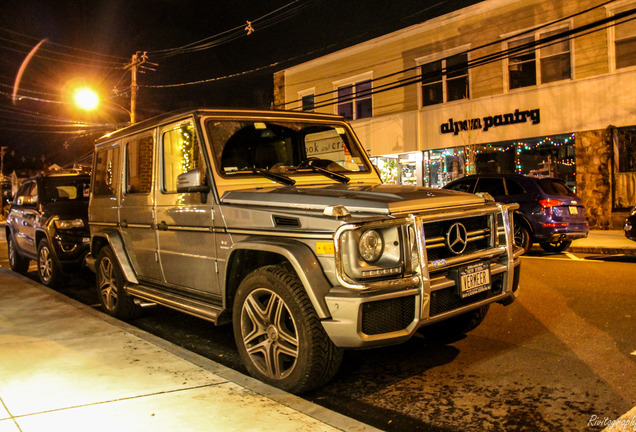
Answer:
[221,184,486,215]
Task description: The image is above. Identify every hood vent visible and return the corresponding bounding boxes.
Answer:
[273,215,301,228]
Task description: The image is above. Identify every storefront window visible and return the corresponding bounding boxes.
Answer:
[373,153,421,185]
[373,157,399,184]
[467,133,577,190]
[399,153,419,185]
[616,126,636,173]
[424,148,466,188]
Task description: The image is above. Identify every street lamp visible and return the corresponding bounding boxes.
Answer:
[73,87,99,111]
[71,86,132,124]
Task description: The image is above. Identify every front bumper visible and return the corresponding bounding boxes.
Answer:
[323,196,523,351]
[322,253,521,348]
[52,232,91,268]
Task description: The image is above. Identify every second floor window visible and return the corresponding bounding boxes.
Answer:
[508,27,571,90]
[337,80,372,120]
[301,94,315,112]
[614,8,636,69]
[420,53,469,106]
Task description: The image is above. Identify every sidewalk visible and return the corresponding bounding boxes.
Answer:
[0,268,378,432]
[569,230,636,255]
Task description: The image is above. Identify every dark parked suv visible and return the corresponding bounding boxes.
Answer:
[444,174,589,253]
[6,171,91,287]
[625,204,636,241]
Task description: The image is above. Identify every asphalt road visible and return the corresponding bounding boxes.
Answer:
[0,238,634,432]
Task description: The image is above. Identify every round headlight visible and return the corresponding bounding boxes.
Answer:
[359,229,383,262]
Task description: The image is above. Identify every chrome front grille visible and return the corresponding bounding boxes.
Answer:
[423,214,493,263]
[414,205,513,320]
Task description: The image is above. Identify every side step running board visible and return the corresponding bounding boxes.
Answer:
[125,284,230,325]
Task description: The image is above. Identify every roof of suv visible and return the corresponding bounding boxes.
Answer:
[96,108,346,144]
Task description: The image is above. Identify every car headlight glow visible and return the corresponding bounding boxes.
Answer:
[54,219,85,230]
[359,229,383,262]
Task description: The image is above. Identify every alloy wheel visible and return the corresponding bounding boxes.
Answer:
[240,287,299,380]
[98,256,118,312]
[38,245,53,284]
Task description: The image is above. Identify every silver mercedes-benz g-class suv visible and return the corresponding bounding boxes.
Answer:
[87,108,522,393]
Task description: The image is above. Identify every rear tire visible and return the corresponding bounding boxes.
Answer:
[37,238,62,288]
[96,246,141,320]
[8,235,29,274]
[513,222,532,254]
[540,239,572,253]
[233,264,343,394]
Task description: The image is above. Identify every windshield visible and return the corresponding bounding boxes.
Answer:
[205,119,371,178]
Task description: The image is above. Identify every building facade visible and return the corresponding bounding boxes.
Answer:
[274,0,636,228]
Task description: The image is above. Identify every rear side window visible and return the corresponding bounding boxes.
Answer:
[93,147,120,196]
[126,135,154,194]
[505,178,526,195]
[475,178,506,196]
[537,179,574,195]
[446,178,476,193]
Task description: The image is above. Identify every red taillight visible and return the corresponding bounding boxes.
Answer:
[538,198,562,209]
[543,223,569,227]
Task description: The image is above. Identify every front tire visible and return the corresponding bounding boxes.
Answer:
[96,246,140,319]
[8,235,29,274]
[37,238,62,288]
[539,239,572,253]
[232,264,343,394]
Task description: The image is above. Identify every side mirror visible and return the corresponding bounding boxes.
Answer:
[176,169,210,194]
[17,196,36,206]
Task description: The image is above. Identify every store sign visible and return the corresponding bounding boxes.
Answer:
[440,108,541,135]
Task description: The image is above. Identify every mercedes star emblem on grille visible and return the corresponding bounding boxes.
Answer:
[446,222,468,255]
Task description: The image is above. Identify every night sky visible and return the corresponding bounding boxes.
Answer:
[0,0,482,171]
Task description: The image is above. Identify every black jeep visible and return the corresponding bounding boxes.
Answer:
[6,171,91,287]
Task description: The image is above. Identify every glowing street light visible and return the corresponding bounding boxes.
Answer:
[73,87,99,111]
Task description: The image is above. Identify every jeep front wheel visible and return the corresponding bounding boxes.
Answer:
[37,238,61,288]
[96,246,140,320]
[232,265,343,394]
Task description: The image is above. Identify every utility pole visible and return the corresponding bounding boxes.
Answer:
[123,51,156,124]
[0,146,6,184]
[130,52,139,124]
[0,146,6,219]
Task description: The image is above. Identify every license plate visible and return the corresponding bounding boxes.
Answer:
[569,206,578,215]
[459,262,491,298]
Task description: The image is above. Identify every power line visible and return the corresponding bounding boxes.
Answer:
[0,27,128,62]
[287,5,636,112]
[148,0,320,59]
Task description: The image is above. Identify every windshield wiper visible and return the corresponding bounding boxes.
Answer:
[303,165,350,183]
[251,168,296,186]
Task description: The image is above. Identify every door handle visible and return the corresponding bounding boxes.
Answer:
[157,221,168,231]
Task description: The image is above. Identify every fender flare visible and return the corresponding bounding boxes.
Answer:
[90,229,139,284]
[227,237,333,318]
